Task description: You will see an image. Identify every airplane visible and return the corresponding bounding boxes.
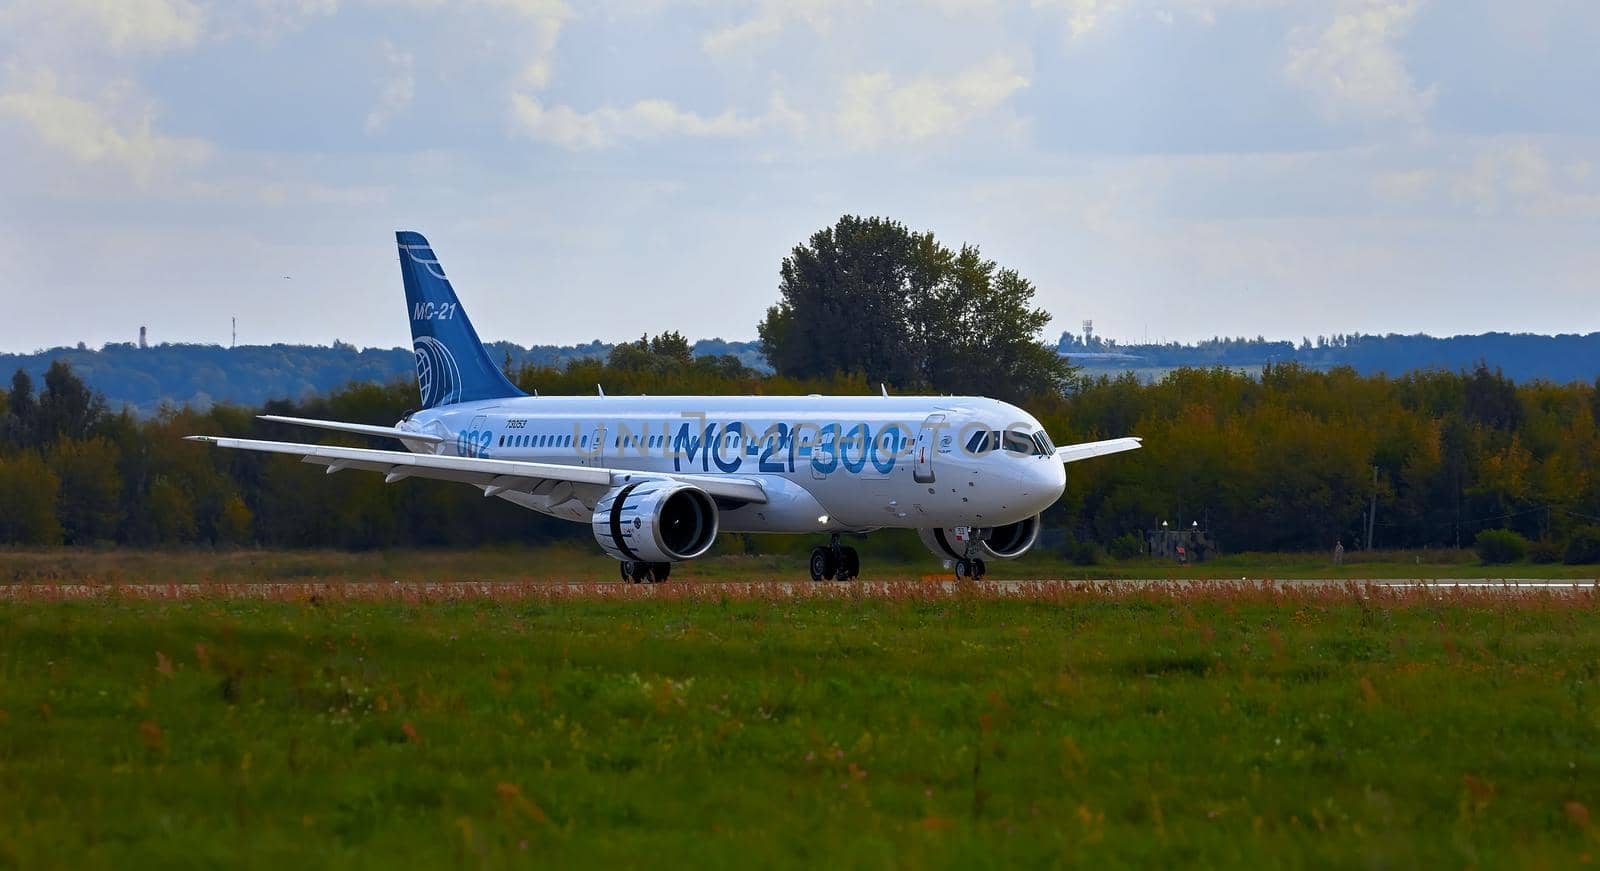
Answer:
[188,231,1141,583]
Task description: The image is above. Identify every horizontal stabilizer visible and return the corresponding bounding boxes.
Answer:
[1056,437,1142,464]
[257,415,445,444]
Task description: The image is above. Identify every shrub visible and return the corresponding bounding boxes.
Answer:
[1475,529,1528,565]
[1056,534,1102,566]
[1563,526,1600,565]
[1108,533,1144,560]
[1528,539,1562,564]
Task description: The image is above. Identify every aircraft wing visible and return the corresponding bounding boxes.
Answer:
[1056,437,1142,464]
[185,436,769,505]
[255,415,446,445]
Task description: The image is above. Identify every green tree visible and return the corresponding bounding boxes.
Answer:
[0,452,62,544]
[607,332,696,373]
[146,476,197,544]
[5,369,35,447]
[49,437,124,544]
[648,331,693,366]
[215,494,254,545]
[37,360,106,443]
[758,215,1070,401]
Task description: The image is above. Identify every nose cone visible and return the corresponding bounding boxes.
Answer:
[1034,457,1067,507]
[1008,457,1065,517]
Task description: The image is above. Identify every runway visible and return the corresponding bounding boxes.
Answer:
[2,577,1595,602]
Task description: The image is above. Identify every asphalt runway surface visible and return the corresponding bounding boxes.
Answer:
[2,577,1596,601]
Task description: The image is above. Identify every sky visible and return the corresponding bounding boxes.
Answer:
[1,0,1598,353]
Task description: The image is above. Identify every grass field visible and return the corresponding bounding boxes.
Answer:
[4,543,1600,586]
[2,581,1599,867]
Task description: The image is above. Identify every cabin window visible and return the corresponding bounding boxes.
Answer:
[498,435,505,447]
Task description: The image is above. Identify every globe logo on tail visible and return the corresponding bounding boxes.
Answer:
[414,336,463,408]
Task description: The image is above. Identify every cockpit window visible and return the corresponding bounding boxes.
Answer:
[1002,429,1039,455]
[965,430,994,454]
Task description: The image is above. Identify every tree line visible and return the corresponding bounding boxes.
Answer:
[0,338,768,417]
[1060,330,1600,384]
[6,353,1600,560]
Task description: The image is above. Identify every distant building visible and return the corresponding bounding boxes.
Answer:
[1148,527,1218,563]
[139,326,147,349]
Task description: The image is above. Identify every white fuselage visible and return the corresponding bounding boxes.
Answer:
[401,394,1068,534]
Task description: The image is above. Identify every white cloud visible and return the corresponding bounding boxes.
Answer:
[1031,0,1131,41]
[510,95,767,149]
[1030,0,1280,42]
[701,0,847,58]
[221,0,340,41]
[0,70,212,183]
[1451,140,1600,219]
[0,0,206,55]
[365,40,415,133]
[376,0,569,89]
[834,54,1030,148]
[1285,0,1432,125]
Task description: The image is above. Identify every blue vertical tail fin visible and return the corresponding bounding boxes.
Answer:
[396,231,524,409]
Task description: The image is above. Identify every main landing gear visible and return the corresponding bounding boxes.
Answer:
[809,534,860,582]
[620,560,672,584]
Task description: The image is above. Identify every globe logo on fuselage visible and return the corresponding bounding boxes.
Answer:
[413,336,462,408]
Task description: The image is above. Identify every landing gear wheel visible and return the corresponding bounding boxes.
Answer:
[837,546,860,581]
[650,562,671,583]
[954,559,972,579]
[621,560,639,583]
[971,558,987,580]
[809,546,836,582]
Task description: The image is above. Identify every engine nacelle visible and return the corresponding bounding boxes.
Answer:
[918,515,1041,561]
[592,480,719,563]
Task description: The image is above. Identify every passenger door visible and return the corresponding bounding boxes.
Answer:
[914,414,944,483]
[584,424,605,467]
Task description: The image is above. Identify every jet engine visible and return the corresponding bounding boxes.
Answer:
[918,515,1041,561]
[592,479,719,563]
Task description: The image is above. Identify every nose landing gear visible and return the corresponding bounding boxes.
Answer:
[953,532,988,580]
[809,534,860,582]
